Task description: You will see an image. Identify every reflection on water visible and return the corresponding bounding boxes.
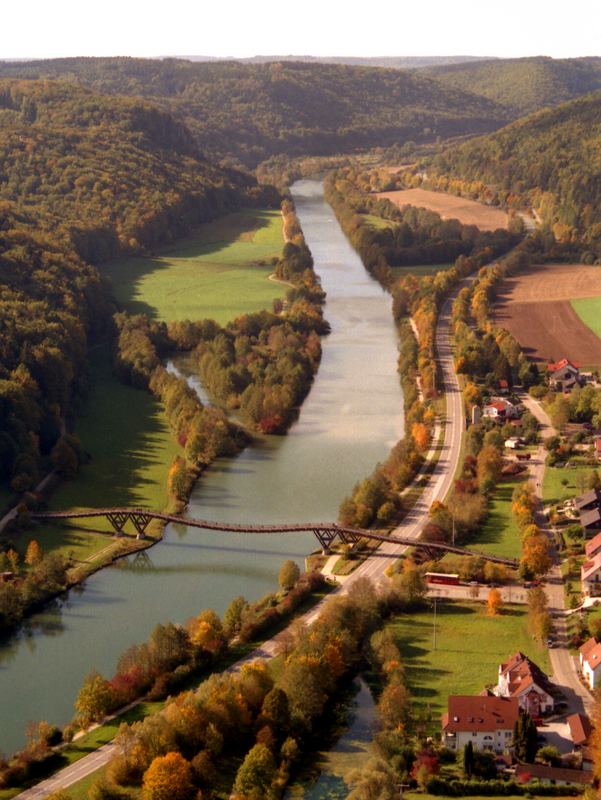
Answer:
[0,180,403,755]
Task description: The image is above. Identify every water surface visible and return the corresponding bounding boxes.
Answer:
[0,180,403,754]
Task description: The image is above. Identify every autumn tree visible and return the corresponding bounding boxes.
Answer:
[278,559,300,591]
[411,422,430,453]
[142,752,194,800]
[75,671,116,726]
[25,539,43,566]
[232,743,277,800]
[487,587,503,616]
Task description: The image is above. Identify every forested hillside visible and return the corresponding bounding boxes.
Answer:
[424,56,601,115]
[0,59,510,166]
[0,79,274,493]
[426,92,601,259]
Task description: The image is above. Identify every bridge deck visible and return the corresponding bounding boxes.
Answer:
[29,508,519,567]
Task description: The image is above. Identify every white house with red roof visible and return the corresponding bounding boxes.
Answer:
[581,554,601,597]
[483,399,520,421]
[442,695,519,753]
[547,359,581,391]
[495,652,554,715]
[579,637,601,689]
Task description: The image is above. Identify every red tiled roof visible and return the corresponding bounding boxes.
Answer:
[579,637,601,670]
[585,531,601,558]
[581,554,601,581]
[547,358,580,373]
[443,696,519,733]
[499,652,553,699]
[567,713,592,746]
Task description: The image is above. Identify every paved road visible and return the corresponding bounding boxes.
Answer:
[14,284,469,799]
[520,394,593,715]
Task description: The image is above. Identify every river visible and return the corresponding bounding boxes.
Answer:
[0,179,403,755]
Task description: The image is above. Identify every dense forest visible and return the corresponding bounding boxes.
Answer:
[0,79,276,494]
[0,59,510,167]
[424,56,601,115]
[423,92,601,260]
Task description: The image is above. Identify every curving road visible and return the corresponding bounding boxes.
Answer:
[14,282,469,799]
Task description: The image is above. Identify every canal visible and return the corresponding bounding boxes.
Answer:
[0,179,403,755]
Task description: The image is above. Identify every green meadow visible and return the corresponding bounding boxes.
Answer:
[572,297,601,339]
[103,209,285,324]
[387,601,549,724]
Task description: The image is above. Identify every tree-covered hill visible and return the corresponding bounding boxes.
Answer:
[0,59,510,166]
[427,91,601,258]
[423,56,601,115]
[0,79,274,491]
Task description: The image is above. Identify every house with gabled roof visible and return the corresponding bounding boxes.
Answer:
[585,531,601,560]
[495,652,554,716]
[547,359,581,391]
[579,637,601,689]
[442,695,519,753]
[581,554,601,596]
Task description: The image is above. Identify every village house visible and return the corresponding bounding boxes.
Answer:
[442,695,519,753]
[581,508,601,537]
[547,359,581,392]
[581,554,601,596]
[483,399,520,421]
[574,489,601,514]
[595,438,601,462]
[514,764,593,787]
[495,652,554,715]
[585,531,601,560]
[579,637,601,689]
[504,436,524,450]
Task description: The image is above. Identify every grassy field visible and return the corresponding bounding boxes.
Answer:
[391,263,453,278]
[27,350,180,562]
[475,480,524,559]
[103,209,285,324]
[387,601,549,725]
[572,297,601,338]
[543,463,594,505]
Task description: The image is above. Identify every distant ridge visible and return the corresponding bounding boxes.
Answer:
[165,55,497,69]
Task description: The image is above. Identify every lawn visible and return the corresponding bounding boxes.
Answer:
[391,263,454,278]
[362,213,394,230]
[28,349,181,561]
[543,463,594,505]
[474,480,524,559]
[572,297,601,339]
[387,601,549,726]
[103,209,285,324]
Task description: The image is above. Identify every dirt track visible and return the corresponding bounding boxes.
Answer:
[493,263,601,365]
[376,188,508,231]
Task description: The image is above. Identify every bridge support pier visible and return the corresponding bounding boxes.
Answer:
[107,512,129,537]
[313,528,339,555]
[131,512,153,539]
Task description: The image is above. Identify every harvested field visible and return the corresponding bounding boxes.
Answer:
[376,187,509,231]
[493,263,601,366]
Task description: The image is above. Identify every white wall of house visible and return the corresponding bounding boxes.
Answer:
[443,728,513,753]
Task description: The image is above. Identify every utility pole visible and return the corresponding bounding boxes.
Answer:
[452,514,456,546]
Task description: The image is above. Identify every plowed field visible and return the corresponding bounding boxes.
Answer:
[493,263,601,366]
[376,188,509,231]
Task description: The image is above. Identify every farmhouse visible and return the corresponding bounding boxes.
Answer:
[579,637,601,689]
[547,359,581,391]
[495,652,554,715]
[442,695,519,753]
[514,764,593,787]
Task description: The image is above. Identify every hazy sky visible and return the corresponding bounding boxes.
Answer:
[4,0,600,60]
